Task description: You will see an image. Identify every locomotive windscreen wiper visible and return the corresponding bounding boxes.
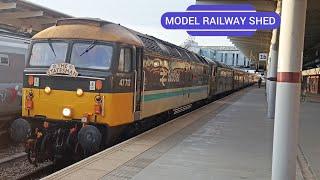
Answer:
[80,41,96,56]
[48,39,56,57]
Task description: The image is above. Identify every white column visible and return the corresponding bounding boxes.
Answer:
[267,28,280,118]
[271,0,307,179]
[266,48,272,98]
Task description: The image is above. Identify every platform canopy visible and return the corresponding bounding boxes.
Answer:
[0,0,71,35]
[196,0,320,70]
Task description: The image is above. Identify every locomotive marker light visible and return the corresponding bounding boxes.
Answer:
[95,80,103,90]
[76,88,84,96]
[44,86,51,94]
[161,5,281,36]
[28,75,34,86]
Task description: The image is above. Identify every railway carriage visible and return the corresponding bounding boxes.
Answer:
[200,56,217,98]
[215,63,234,94]
[233,69,242,90]
[0,25,29,127]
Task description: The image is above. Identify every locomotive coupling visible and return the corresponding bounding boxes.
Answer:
[10,118,31,143]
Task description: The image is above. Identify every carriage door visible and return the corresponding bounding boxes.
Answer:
[133,47,143,120]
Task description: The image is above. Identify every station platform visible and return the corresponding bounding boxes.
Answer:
[44,87,319,180]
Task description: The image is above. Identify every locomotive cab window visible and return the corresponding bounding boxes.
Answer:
[118,48,132,72]
[70,42,113,70]
[29,42,68,67]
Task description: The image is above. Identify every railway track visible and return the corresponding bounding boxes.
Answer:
[0,142,53,180]
[17,163,53,180]
[0,150,53,180]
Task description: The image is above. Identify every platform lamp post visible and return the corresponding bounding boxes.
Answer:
[271,0,307,179]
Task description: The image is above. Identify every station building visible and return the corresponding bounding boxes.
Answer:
[182,38,252,69]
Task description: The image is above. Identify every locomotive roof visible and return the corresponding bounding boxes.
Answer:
[32,18,144,47]
[130,31,206,64]
[32,18,207,65]
[200,56,216,65]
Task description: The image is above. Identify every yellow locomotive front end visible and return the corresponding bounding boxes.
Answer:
[10,18,144,165]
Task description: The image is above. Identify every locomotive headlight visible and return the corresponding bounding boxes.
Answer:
[76,88,84,96]
[62,107,72,117]
[44,86,51,94]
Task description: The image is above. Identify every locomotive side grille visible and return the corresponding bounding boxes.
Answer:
[164,45,181,58]
[178,48,192,60]
[138,35,164,54]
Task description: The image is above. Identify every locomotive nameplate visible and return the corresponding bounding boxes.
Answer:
[47,63,78,77]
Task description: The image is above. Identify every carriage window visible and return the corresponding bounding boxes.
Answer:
[211,67,215,76]
[29,42,68,67]
[118,48,132,72]
[0,54,9,66]
[71,43,113,70]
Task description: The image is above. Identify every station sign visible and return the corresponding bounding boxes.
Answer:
[259,53,268,61]
[161,5,281,36]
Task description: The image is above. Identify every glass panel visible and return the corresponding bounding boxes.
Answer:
[118,48,132,72]
[124,48,132,72]
[70,43,113,70]
[29,42,68,66]
[118,48,125,72]
[0,54,9,66]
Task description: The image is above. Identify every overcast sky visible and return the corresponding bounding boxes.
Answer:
[28,0,232,46]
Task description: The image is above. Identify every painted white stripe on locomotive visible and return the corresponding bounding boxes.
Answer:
[143,85,209,95]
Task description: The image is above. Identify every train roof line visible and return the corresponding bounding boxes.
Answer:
[56,18,113,27]
[37,18,213,65]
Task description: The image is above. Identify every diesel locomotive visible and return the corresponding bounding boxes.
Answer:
[9,18,256,165]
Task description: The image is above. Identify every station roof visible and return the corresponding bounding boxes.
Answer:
[0,0,71,35]
[196,0,320,69]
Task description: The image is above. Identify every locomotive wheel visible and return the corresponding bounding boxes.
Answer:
[78,125,102,155]
[10,118,31,143]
